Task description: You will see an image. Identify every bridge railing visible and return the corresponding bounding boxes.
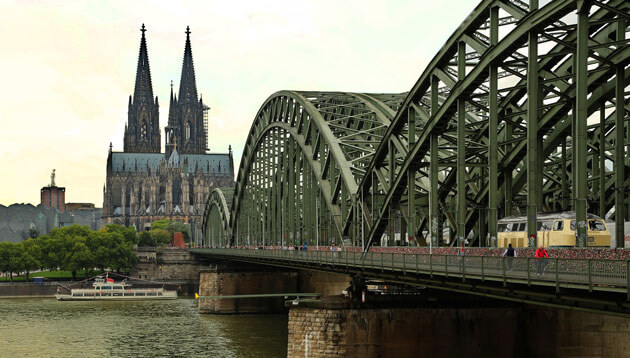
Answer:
[195,248,629,293]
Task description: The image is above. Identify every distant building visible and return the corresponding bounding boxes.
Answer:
[102,25,234,240]
[0,172,103,242]
[40,169,65,212]
[0,204,103,243]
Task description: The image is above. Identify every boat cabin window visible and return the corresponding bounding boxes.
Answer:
[102,286,111,290]
[147,292,157,296]
[553,221,564,231]
[113,293,122,297]
[588,220,606,231]
[101,293,111,296]
[136,292,146,296]
[158,292,163,296]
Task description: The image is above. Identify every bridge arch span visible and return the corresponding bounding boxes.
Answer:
[228,91,406,247]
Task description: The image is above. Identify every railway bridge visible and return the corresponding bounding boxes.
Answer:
[197,1,630,353]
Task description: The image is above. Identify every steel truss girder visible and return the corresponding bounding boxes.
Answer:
[227,91,405,247]
[203,187,233,246]
[359,0,629,251]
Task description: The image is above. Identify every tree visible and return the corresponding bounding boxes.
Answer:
[28,224,40,239]
[101,224,138,245]
[138,231,157,247]
[0,242,14,280]
[64,239,93,280]
[150,229,172,246]
[150,219,190,243]
[167,221,191,242]
[22,239,42,281]
[150,219,170,231]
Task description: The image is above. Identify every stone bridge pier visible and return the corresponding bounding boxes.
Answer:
[197,260,350,314]
[286,290,630,358]
[194,259,630,357]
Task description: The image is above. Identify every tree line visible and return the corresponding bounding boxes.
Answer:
[0,220,191,281]
[0,224,137,281]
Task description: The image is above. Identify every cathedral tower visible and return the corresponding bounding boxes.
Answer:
[124,24,161,153]
[165,26,207,156]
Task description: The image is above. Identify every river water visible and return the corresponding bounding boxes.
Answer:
[0,298,288,357]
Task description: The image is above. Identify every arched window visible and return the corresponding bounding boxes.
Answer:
[185,122,191,141]
[140,122,147,140]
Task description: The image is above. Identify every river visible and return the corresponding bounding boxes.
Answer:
[0,298,288,357]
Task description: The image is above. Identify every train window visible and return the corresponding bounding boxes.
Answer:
[553,221,564,231]
[498,224,508,232]
[537,221,552,231]
[588,220,605,231]
[570,221,576,230]
[517,223,526,231]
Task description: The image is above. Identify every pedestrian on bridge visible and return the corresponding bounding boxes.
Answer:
[535,245,549,276]
[502,244,517,271]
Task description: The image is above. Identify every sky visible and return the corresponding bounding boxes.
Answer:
[0,0,477,206]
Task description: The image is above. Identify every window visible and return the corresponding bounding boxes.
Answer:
[185,122,191,140]
[517,223,526,232]
[588,220,606,231]
[537,221,552,231]
[498,224,508,232]
[553,221,564,231]
[570,221,576,231]
[140,122,147,139]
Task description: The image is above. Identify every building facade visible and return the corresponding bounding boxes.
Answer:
[103,25,234,240]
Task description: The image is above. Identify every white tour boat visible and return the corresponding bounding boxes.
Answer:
[55,276,177,301]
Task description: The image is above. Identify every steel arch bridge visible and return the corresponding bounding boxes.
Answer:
[204,0,629,251]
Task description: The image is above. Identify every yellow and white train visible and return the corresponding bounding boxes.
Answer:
[497,212,610,248]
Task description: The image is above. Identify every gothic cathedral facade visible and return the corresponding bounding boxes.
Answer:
[103,25,234,240]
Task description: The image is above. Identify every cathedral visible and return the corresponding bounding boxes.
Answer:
[102,25,234,240]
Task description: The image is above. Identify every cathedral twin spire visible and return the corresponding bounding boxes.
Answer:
[124,24,206,156]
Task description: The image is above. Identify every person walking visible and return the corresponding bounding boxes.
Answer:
[457,241,466,272]
[535,245,548,276]
[502,243,517,271]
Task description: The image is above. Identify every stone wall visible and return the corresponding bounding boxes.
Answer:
[287,303,630,358]
[298,271,350,297]
[198,268,298,314]
[131,247,199,281]
[0,283,57,297]
[288,308,347,357]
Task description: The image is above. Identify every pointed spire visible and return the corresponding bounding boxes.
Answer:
[178,26,198,105]
[133,23,154,105]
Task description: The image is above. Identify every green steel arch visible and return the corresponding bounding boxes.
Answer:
[202,0,629,251]
[358,0,629,250]
[202,187,233,246]
[228,91,405,247]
